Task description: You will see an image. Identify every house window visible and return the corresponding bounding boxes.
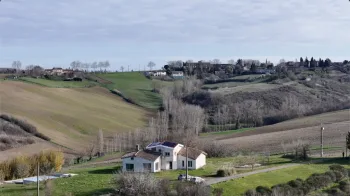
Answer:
[143,163,151,171]
[182,161,184,167]
[131,157,134,160]
[155,162,159,170]
[126,164,134,171]
[165,152,170,157]
[158,149,162,153]
[188,161,193,167]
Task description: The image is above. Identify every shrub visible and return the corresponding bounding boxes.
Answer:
[333,170,347,182]
[115,171,170,196]
[329,165,348,179]
[10,156,31,179]
[244,189,256,196]
[213,188,224,196]
[256,186,272,196]
[175,182,211,196]
[338,180,350,193]
[216,168,236,177]
[0,150,64,181]
[325,171,337,182]
[0,114,50,141]
[327,188,347,196]
[287,178,304,188]
[306,173,332,190]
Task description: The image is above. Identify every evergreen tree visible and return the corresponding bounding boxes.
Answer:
[305,57,309,68]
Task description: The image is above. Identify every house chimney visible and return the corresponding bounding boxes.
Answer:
[136,144,140,151]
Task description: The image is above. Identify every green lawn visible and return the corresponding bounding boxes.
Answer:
[156,155,293,180]
[212,158,350,196]
[97,72,162,109]
[200,128,254,137]
[20,77,96,88]
[0,165,121,196]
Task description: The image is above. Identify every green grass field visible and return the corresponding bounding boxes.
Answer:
[155,155,293,180]
[97,72,162,109]
[0,165,121,196]
[212,158,350,196]
[20,77,97,88]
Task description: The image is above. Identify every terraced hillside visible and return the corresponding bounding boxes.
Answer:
[0,81,148,152]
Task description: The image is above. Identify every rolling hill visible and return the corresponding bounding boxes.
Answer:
[96,72,163,109]
[0,81,148,154]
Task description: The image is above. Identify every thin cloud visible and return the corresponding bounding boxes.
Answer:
[1,0,349,45]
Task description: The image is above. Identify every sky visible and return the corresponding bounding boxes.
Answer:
[0,0,349,70]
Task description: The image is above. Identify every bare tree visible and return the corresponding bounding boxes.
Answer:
[97,129,104,157]
[91,62,98,72]
[227,59,235,65]
[104,60,110,71]
[98,61,104,72]
[86,140,96,161]
[147,61,156,71]
[12,61,22,75]
[211,59,221,64]
[120,66,125,72]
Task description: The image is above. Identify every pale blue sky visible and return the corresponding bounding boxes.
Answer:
[0,0,349,70]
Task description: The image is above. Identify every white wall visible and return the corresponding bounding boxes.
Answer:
[177,155,196,170]
[146,145,182,170]
[122,157,161,173]
[177,153,206,170]
[195,153,206,169]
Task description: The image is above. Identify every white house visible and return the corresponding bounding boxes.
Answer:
[154,71,166,77]
[121,141,207,173]
[171,71,184,79]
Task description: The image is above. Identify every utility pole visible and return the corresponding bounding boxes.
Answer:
[37,162,40,196]
[321,126,324,158]
[185,144,188,181]
[128,65,130,72]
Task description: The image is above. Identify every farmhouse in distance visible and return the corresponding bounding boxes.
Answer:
[122,141,207,173]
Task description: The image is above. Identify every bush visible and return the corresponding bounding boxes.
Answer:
[333,170,347,182]
[325,171,337,182]
[213,188,224,196]
[306,173,333,190]
[216,168,236,177]
[327,188,347,196]
[244,189,256,196]
[0,150,64,181]
[115,172,170,196]
[0,114,50,141]
[175,182,211,196]
[338,180,350,193]
[256,186,272,195]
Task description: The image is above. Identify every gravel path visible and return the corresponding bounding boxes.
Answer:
[205,163,300,185]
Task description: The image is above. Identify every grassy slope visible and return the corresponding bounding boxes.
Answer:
[0,81,147,151]
[213,164,330,196]
[97,72,162,109]
[19,77,97,88]
[213,159,350,196]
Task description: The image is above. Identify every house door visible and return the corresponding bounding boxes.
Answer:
[169,162,173,170]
